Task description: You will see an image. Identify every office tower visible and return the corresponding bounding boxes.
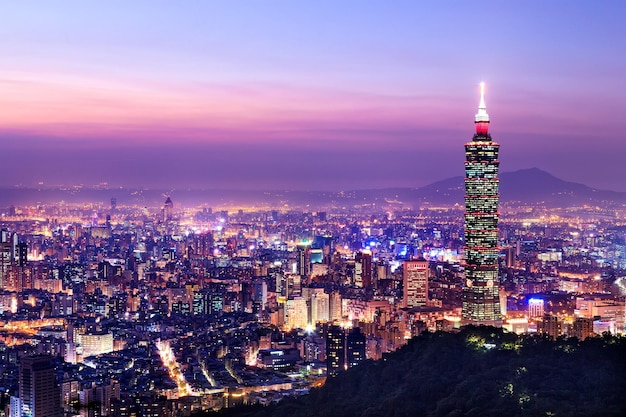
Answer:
[346,327,366,368]
[403,260,428,308]
[11,232,18,259]
[0,230,12,289]
[462,82,502,326]
[326,325,345,377]
[296,242,311,282]
[16,242,27,266]
[253,280,268,312]
[354,251,372,288]
[19,355,61,417]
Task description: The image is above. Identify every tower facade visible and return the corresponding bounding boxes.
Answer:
[403,260,428,308]
[19,355,61,417]
[462,83,502,326]
[326,325,345,377]
[346,327,366,368]
[354,251,372,288]
[296,242,311,283]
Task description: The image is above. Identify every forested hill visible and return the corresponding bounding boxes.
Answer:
[202,326,626,417]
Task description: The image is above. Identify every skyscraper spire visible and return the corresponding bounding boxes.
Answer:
[475,81,490,135]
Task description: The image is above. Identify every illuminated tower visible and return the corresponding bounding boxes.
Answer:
[296,241,311,282]
[354,251,372,288]
[403,259,428,308]
[462,82,502,326]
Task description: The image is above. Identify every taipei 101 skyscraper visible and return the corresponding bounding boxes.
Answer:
[462,82,502,326]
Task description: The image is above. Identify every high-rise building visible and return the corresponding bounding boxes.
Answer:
[403,260,428,308]
[0,230,13,290]
[462,82,502,326]
[354,251,372,288]
[311,291,330,324]
[326,326,365,377]
[326,325,345,377]
[253,279,268,312]
[19,355,61,417]
[296,242,311,282]
[16,242,27,267]
[346,327,366,368]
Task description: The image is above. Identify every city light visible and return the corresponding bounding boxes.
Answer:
[155,340,198,398]
[0,35,621,415]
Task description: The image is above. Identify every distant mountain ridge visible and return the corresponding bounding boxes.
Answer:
[0,168,623,208]
[408,167,626,206]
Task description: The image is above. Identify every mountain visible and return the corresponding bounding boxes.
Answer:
[500,168,626,205]
[0,168,623,209]
[200,327,626,417]
[367,168,626,207]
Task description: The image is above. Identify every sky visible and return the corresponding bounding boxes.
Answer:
[1,1,625,191]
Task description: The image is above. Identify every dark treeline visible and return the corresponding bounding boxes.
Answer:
[196,326,626,417]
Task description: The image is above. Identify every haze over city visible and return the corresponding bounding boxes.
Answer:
[1,1,625,191]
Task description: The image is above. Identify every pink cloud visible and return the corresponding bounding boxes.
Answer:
[1,71,622,153]
[0,71,469,145]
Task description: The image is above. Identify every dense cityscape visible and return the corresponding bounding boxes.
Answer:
[0,87,625,416]
[3,2,626,416]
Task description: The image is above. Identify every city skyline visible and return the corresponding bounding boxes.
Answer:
[1,1,625,191]
[0,77,625,415]
[0,1,625,406]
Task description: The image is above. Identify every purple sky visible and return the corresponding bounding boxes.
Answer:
[1,1,625,191]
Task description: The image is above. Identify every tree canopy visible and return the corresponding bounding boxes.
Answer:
[198,326,626,417]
